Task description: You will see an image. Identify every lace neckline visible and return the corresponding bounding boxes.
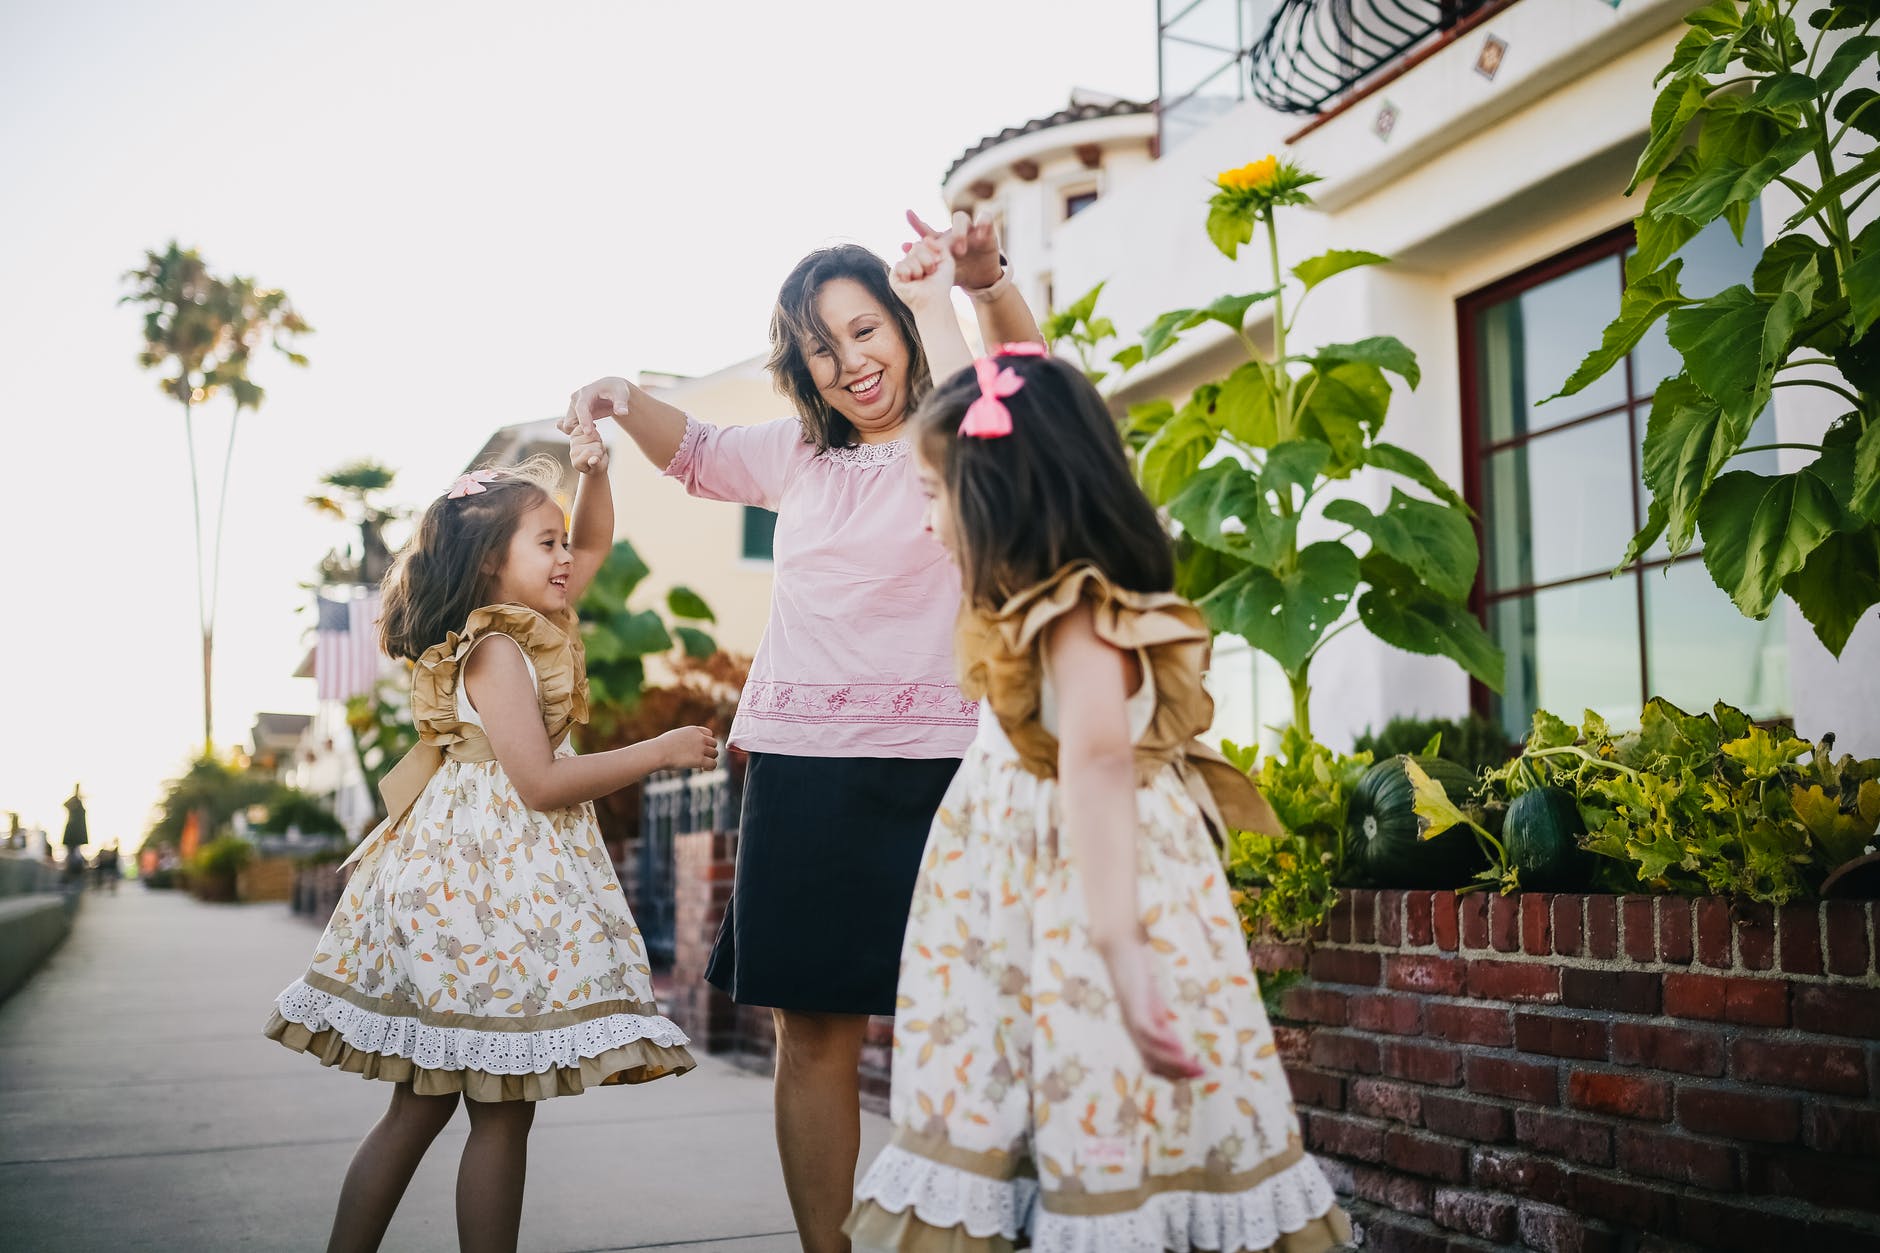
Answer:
[823,439,909,466]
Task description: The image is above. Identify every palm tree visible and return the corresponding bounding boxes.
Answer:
[306,460,403,586]
[123,243,312,752]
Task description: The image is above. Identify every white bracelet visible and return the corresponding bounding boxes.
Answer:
[966,270,1014,304]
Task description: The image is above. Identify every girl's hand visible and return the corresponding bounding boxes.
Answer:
[890,230,956,316]
[905,209,1002,291]
[570,418,609,474]
[656,726,720,772]
[1106,941,1205,1082]
[563,377,632,441]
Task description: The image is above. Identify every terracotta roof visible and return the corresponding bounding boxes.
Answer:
[944,97,1155,185]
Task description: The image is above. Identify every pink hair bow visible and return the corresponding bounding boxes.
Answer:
[446,469,503,499]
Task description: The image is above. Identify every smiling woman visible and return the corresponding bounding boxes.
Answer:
[563,216,1040,1252]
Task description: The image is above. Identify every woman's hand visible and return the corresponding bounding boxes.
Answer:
[570,417,609,474]
[905,209,1002,291]
[562,377,632,442]
[889,229,957,316]
[1105,940,1205,1082]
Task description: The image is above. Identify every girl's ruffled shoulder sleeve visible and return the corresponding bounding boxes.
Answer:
[410,604,589,745]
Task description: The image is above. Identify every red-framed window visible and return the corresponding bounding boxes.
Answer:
[1455,217,1789,742]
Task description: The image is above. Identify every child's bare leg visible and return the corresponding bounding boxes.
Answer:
[772,1009,868,1253]
[456,1097,536,1253]
[326,1083,460,1253]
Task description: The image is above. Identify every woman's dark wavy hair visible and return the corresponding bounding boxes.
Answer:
[767,244,932,452]
[914,352,1174,611]
[377,457,563,661]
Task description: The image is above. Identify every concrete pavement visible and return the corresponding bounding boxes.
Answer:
[0,886,889,1251]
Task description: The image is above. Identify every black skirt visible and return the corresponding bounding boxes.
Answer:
[706,752,960,1016]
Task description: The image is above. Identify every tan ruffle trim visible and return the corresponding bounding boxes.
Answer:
[263,1011,694,1102]
[412,602,589,749]
[844,1199,1352,1253]
[956,562,1280,836]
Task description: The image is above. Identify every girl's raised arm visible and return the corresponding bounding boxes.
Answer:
[565,421,613,602]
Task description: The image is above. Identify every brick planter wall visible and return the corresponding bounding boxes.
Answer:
[1255,891,1880,1251]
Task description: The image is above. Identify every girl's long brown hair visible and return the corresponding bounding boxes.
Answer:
[377,458,563,661]
[767,244,932,452]
[914,353,1174,611]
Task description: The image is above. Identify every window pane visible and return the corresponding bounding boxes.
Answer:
[742,506,776,560]
[1644,560,1788,721]
[1476,256,1627,444]
[1493,578,1644,743]
[1486,414,1637,590]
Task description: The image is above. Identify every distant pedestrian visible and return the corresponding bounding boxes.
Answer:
[95,843,120,893]
[61,784,87,855]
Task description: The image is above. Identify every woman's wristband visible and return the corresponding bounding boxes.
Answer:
[966,269,1014,305]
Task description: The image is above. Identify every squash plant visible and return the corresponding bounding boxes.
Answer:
[1114,156,1503,738]
[1551,0,1880,655]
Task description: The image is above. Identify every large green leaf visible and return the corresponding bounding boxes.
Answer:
[1174,536,1244,604]
[1622,495,1672,568]
[582,540,651,608]
[1747,72,1820,110]
[611,608,673,657]
[1763,253,1822,371]
[1846,218,1880,341]
[666,585,715,622]
[1292,250,1389,292]
[1638,374,1734,554]
[1313,336,1421,389]
[1357,553,1505,691]
[1634,150,1708,276]
[1816,35,1880,95]
[1216,361,1279,446]
[1630,77,1710,192]
[1323,489,1477,601]
[1262,440,1332,503]
[1653,103,1814,227]
[1697,469,1771,609]
[1200,542,1361,673]
[1166,461,1294,566]
[673,625,717,659]
[1547,261,1688,401]
[1190,289,1281,336]
[1700,469,1841,618]
[1207,203,1256,260]
[1298,361,1390,474]
[1667,285,1773,422]
[1782,528,1880,657]
[1363,442,1469,513]
[1111,343,1146,373]
[1139,408,1217,505]
[1141,309,1195,361]
[1853,415,1880,521]
[1833,87,1880,140]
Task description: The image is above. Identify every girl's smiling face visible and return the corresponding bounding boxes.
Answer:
[804,277,913,442]
[487,496,573,615]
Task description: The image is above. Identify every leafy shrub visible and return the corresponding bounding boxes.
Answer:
[1353,714,1514,776]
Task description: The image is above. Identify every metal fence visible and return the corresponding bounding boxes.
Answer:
[637,767,738,968]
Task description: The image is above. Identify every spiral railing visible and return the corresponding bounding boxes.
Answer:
[1247,0,1490,114]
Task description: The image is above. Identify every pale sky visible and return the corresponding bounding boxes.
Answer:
[0,0,1156,847]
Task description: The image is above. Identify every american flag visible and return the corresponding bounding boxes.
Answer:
[315,590,382,703]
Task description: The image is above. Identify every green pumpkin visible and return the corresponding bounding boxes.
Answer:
[1347,755,1487,887]
[1504,786,1595,891]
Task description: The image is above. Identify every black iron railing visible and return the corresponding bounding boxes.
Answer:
[636,767,737,968]
[1248,0,1490,114]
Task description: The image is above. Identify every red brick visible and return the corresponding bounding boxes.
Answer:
[1560,967,1660,1014]
[1825,900,1872,976]
[1741,1147,1880,1210]
[1352,890,1378,944]
[1420,1093,1512,1144]
[1250,940,1309,974]
[1696,897,1732,967]
[1285,1066,1346,1110]
[1521,892,1553,955]
[1516,1202,1618,1253]
[1432,890,1459,951]
[1677,1085,1799,1143]
[1778,905,1822,975]
[1803,1101,1880,1155]
[1490,893,1521,952]
[1405,891,1434,946]
[1731,1037,1868,1095]
[1385,1129,1469,1182]
[1273,1025,1311,1063]
[1514,1108,1613,1166]
[1515,1012,1611,1060]
[1427,1001,1513,1047]
[1735,903,1774,970]
[1305,1110,1386,1161]
[1386,953,1467,996]
[1616,1127,1737,1190]
[1349,1163,1433,1216]
[1586,895,1619,959]
[1461,892,1489,949]
[1328,895,1353,943]
[1309,1030,1382,1075]
[1610,1021,1725,1077]
[1470,1147,1571,1205]
[1789,985,1880,1030]
[1567,1070,1671,1120]
[1349,992,1424,1036]
[1433,1187,1517,1242]
[1571,1172,1679,1231]
[1468,958,1563,1003]
[1350,1077,1423,1125]
[1623,896,1657,963]
[1468,1055,1558,1104]
[1383,1040,1465,1087]
[1662,972,1789,1026]
[1658,898,1694,965]
[1551,894,1585,957]
[1358,1213,1448,1253]
[1308,947,1381,987]
[1378,890,1405,946]
[1280,985,1349,1026]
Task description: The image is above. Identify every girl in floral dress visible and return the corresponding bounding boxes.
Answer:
[267,433,716,1253]
[844,242,1353,1253]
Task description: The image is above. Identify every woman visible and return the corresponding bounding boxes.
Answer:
[565,213,1037,1253]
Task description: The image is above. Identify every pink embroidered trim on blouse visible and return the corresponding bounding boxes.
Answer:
[662,415,707,477]
[740,680,977,726]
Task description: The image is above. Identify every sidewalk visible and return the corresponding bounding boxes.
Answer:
[0,886,889,1251]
